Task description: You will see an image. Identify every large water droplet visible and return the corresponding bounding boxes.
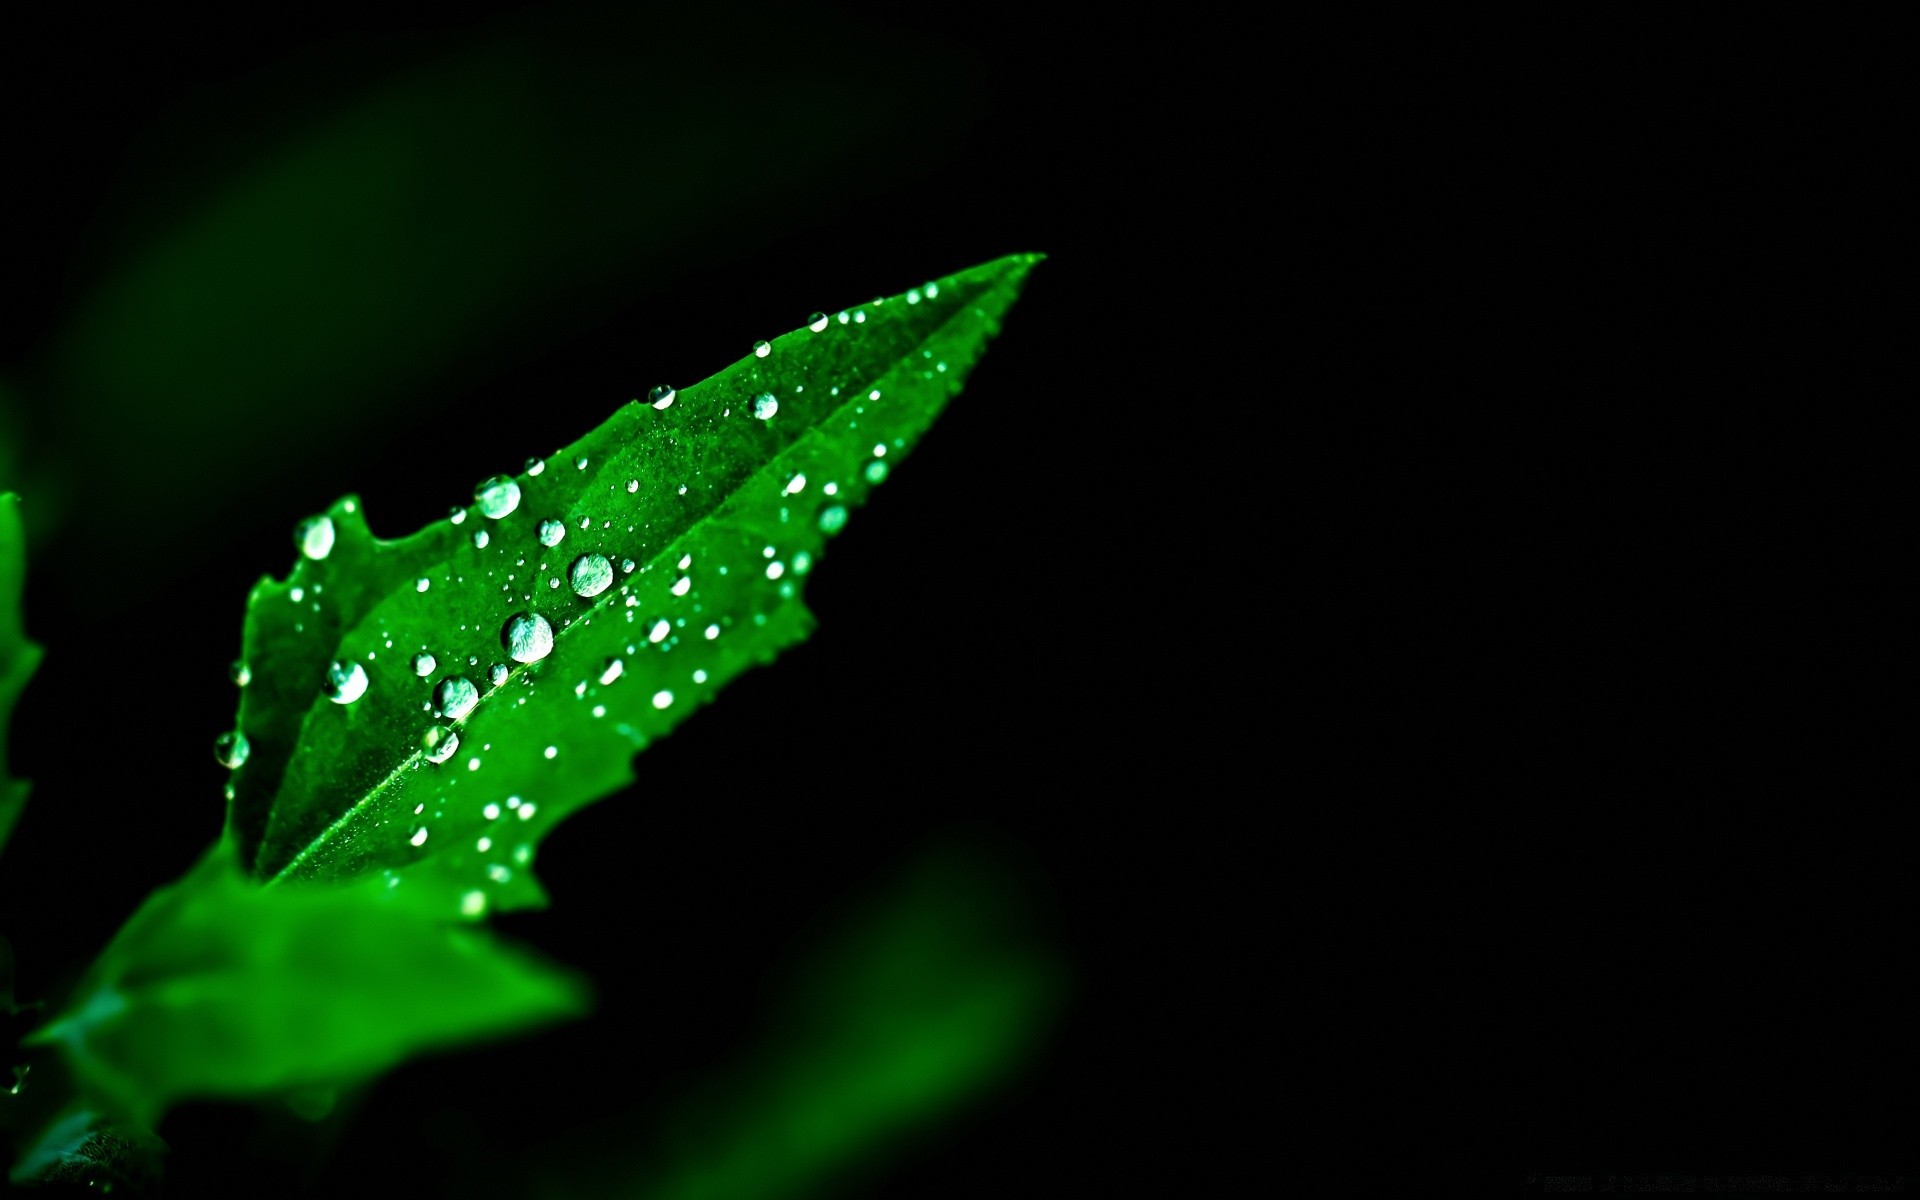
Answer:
[423,726,460,764]
[569,554,614,597]
[412,652,438,677]
[325,660,368,704]
[295,515,335,560]
[538,518,566,547]
[753,339,771,358]
[649,385,676,410]
[503,613,554,663]
[818,505,848,533]
[753,393,778,420]
[436,676,480,721]
[214,730,250,768]
[475,475,521,519]
[808,312,829,332]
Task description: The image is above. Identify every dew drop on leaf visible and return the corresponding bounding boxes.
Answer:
[865,461,889,484]
[490,663,510,687]
[474,475,522,519]
[784,473,806,495]
[503,613,554,663]
[214,730,250,768]
[416,578,431,593]
[670,575,691,596]
[324,660,368,705]
[569,554,614,598]
[807,312,829,332]
[230,660,252,687]
[472,529,490,549]
[648,619,670,644]
[648,385,676,410]
[449,507,467,525]
[752,340,771,358]
[526,457,545,476]
[423,726,460,764]
[295,515,335,560]
[753,393,778,420]
[574,456,589,471]
[435,676,480,721]
[412,652,437,677]
[626,479,640,494]
[599,658,624,685]
[652,690,674,710]
[538,519,566,547]
[818,505,848,533]
[411,826,430,846]
[460,890,487,918]
[620,558,636,574]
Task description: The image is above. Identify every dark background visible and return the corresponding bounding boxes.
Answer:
[0,2,1232,1195]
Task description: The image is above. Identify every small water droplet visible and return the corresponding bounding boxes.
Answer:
[704,623,720,639]
[214,730,250,768]
[753,393,778,420]
[907,289,922,304]
[538,518,566,547]
[325,660,368,704]
[692,669,708,684]
[412,652,438,677]
[784,473,806,495]
[649,618,670,644]
[652,690,674,709]
[671,575,691,596]
[792,551,812,575]
[483,803,501,820]
[823,482,839,496]
[808,312,829,332]
[473,529,490,549]
[423,726,459,764]
[854,310,866,323]
[766,561,785,580]
[872,443,887,458]
[621,558,636,573]
[600,657,624,685]
[295,515,335,560]
[648,385,676,410]
[436,676,480,720]
[865,461,889,484]
[449,507,467,526]
[489,864,513,882]
[575,456,589,470]
[526,457,546,476]
[490,662,510,687]
[416,577,431,593]
[411,826,430,846]
[837,310,850,325]
[460,890,487,918]
[819,505,848,533]
[518,802,537,820]
[543,746,557,760]
[503,613,555,663]
[569,554,614,597]
[753,339,771,358]
[923,281,939,298]
[475,475,521,518]
[230,660,252,687]
[291,586,305,603]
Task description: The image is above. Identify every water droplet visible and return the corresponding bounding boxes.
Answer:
[872,443,887,458]
[483,803,502,820]
[295,515,335,560]
[621,558,636,573]
[490,662,510,687]
[854,310,866,323]
[411,826,430,846]
[449,507,467,526]
[868,389,881,401]
[865,461,889,484]
[818,505,848,533]
[625,478,641,495]
[526,457,546,476]
[518,802,537,820]
[753,339,771,358]
[923,281,939,298]
[837,310,850,325]
[214,730,250,768]
[475,475,521,519]
[503,613,554,663]
[648,385,676,410]
[489,864,513,883]
[692,669,708,684]
[460,890,487,918]
[412,652,438,677]
[783,473,806,496]
[766,561,785,580]
[907,289,922,305]
[704,623,720,639]
[649,618,670,644]
[600,658,624,685]
[670,575,691,596]
[575,456,589,470]
[538,519,566,547]
[808,312,829,332]
[468,758,481,772]
[230,660,252,687]
[652,690,674,709]
[325,660,368,704]
[569,554,614,597]
[823,482,839,496]
[416,577,431,593]
[543,746,557,760]
[423,726,459,764]
[753,393,778,420]
[472,529,491,549]
[792,551,812,575]
[436,676,480,720]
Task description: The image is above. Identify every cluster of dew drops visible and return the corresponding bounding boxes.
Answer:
[214,288,943,896]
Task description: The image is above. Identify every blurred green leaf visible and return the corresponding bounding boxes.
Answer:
[26,846,584,1128]
[0,493,41,859]
[7,1108,164,1192]
[227,255,1041,914]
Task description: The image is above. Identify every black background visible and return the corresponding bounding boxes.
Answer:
[0,2,1235,1195]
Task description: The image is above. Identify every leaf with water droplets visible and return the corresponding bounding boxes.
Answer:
[0,493,43,860]
[223,254,1041,912]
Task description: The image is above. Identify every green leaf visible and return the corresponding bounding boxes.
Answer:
[0,493,42,859]
[225,253,1041,913]
[7,1108,165,1192]
[26,846,584,1127]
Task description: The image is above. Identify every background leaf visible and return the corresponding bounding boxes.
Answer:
[227,255,1040,914]
[27,846,584,1129]
[0,494,41,859]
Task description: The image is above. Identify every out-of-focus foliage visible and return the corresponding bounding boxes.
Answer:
[7,1108,165,1192]
[26,845,584,1129]
[537,842,1062,1199]
[227,256,1041,916]
[43,7,979,576]
[0,493,40,858]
